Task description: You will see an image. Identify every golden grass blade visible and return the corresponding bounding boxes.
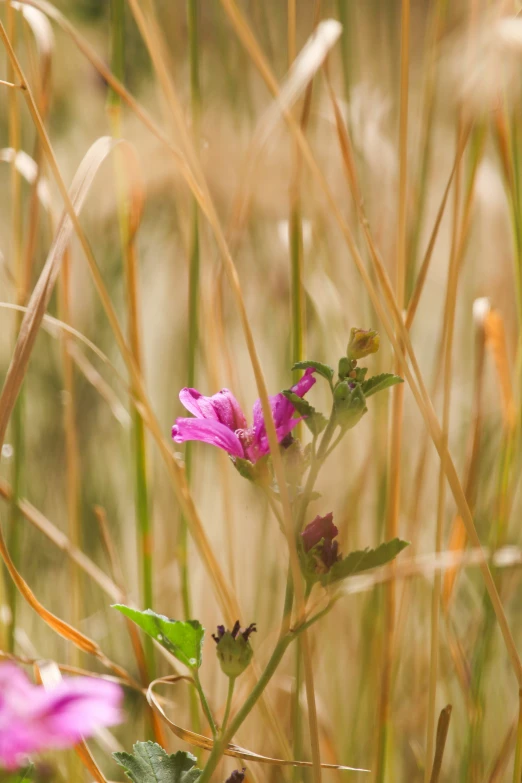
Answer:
[0,21,241,627]
[0,302,131,423]
[217,0,522,687]
[0,478,123,602]
[0,134,125,449]
[484,308,517,431]
[147,677,370,772]
[442,297,488,608]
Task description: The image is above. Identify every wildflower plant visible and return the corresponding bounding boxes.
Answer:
[112,330,408,782]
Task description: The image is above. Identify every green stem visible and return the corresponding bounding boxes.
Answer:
[193,670,218,738]
[292,636,303,783]
[221,677,236,735]
[295,409,338,532]
[199,634,293,783]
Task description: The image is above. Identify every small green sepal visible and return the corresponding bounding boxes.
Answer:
[333,381,367,429]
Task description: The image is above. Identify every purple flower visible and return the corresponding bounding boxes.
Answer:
[0,664,122,770]
[301,513,341,574]
[172,369,316,463]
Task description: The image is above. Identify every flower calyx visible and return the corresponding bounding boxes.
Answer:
[212,621,257,678]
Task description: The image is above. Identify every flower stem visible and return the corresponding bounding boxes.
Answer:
[221,676,236,735]
[199,634,293,783]
[193,669,218,738]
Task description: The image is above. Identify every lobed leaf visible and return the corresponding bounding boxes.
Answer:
[291,360,334,384]
[361,373,403,397]
[114,742,201,783]
[113,606,204,669]
[282,390,328,435]
[321,538,409,585]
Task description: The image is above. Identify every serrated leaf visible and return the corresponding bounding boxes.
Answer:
[112,606,204,669]
[282,390,328,435]
[114,742,201,783]
[291,360,334,384]
[361,373,403,397]
[321,538,409,585]
[282,390,315,417]
[305,411,328,435]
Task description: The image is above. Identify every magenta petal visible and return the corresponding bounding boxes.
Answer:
[172,417,244,458]
[291,367,316,398]
[179,388,247,430]
[0,665,123,770]
[37,678,122,744]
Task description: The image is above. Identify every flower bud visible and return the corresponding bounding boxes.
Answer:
[347,328,380,361]
[300,513,341,578]
[225,770,246,783]
[333,381,367,429]
[212,622,256,678]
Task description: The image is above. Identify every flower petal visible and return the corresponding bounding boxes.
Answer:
[252,369,316,453]
[179,388,247,430]
[291,367,317,398]
[172,417,244,458]
[0,664,122,770]
[301,512,338,552]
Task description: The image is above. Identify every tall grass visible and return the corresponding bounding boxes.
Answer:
[1,1,522,781]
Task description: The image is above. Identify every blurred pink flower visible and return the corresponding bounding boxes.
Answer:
[172,369,316,463]
[0,664,122,770]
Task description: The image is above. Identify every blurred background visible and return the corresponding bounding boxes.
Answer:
[1,0,522,780]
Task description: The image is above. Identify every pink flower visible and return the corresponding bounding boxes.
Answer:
[0,664,123,770]
[172,369,316,463]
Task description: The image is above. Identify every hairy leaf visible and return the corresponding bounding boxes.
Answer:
[291,360,334,384]
[362,373,403,397]
[113,606,204,669]
[282,390,327,435]
[114,742,201,783]
[321,538,409,585]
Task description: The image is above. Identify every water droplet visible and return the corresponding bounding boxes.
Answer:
[2,444,13,460]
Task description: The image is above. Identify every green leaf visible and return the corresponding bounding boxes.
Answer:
[112,606,204,669]
[282,390,315,417]
[321,538,409,585]
[282,390,328,435]
[291,360,334,384]
[361,373,403,397]
[114,742,201,783]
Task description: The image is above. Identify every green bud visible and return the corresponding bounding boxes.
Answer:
[212,622,256,678]
[333,381,367,430]
[338,356,355,380]
[347,328,380,361]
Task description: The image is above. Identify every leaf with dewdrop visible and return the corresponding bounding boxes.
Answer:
[114,742,202,783]
[361,373,403,398]
[113,606,204,669]
[320,539,409,585]
[291,360,334,384]
[282,390,328,435]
